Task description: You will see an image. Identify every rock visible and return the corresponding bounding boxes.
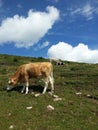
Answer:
[53,94,59,98]
[9,125,14,129]
[34,93,41,97]
[48,92,53,96]
[47,105,54,111]
[86,94,91,97]
[26,106,32,110]
[53,97,62,101]
[31,92,34,94]
[8,113,12,116]
[48,92,59,98]
[75,92,82,96]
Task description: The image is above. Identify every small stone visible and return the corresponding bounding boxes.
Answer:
[87,94,91,97]
[8,113,12,116]
[31,92,34,94]
[48,92,53,96]
[26,106,32,110]
[75,92,82,96]
[53,97,62,101]
[9,125,14,129]
[34,93,41,97]
[47,105,54,111]
[53,94,59,98]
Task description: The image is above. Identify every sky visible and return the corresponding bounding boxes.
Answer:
[0,0,98,63]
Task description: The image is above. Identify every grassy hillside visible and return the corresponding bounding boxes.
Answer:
[0,54,98,130]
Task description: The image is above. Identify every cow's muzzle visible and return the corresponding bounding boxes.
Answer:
[6,85,13,91]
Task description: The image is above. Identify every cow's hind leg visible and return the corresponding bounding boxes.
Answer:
[42,78,49,94]
[25,81,29,94]
[49,75,54,94]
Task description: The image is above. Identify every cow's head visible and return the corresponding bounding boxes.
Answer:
[7,78,17,91]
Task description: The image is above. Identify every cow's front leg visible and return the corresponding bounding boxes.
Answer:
[25,81,29,94]
[21,85,25,93]
[42,82,48,94]
[42,78,49,94]
[49,75,54,94]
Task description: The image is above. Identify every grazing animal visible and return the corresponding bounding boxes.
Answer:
[7,62,54,94]
[50,58,64,65]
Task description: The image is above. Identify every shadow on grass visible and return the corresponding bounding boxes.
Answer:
[6,85,51,94]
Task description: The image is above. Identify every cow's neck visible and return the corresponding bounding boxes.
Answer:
[12,70,20,81]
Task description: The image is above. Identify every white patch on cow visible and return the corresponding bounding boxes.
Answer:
[8,80,11,84]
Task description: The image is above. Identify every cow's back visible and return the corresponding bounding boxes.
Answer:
[23,62,53,78]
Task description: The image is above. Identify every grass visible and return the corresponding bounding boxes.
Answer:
[0,54,98,130]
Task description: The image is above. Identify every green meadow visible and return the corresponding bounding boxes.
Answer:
[0,54,98,130]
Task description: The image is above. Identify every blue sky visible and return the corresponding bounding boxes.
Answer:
[0,0,98,63]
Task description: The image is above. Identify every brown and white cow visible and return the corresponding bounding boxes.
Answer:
[7,62,54,94]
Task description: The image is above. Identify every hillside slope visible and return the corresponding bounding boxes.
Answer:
[0,54,98,130]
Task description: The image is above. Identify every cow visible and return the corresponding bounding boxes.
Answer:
[7,62,54,94]
[50,58,64,65]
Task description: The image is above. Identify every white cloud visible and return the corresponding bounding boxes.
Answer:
[0,6,59,48]
[47,42,98,63]
[34,41,49,50]
[70,3,96,20]
[81,4,94,20]
[39,41,49,49]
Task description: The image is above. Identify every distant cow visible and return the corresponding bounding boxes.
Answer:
[7,62,54,94]
[50,58,64,65]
